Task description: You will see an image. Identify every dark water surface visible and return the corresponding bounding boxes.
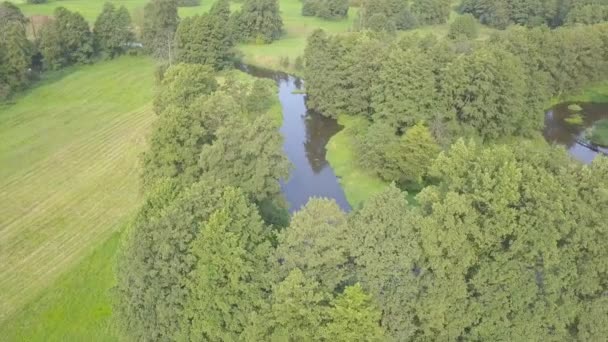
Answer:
[544,102,608,163]
[239,65,351,213]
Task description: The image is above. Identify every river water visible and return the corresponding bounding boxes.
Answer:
[239,65,351,213]
[544,102,608,164]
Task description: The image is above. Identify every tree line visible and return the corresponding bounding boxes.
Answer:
[1,0,285,101]
[115,71,608,340]
[0,1,133,100]
[460,0,608,29]
[354,0,452,32]
[304,23,608,189]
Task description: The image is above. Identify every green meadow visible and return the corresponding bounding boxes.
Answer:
[0,56,155,336]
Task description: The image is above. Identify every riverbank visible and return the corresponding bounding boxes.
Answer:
[550,81,608,105]
[326,116,388,208]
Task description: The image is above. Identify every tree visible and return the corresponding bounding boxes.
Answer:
[0,1,27,27]
[142,0,179,61]
[302,0,350,20]
[94,3,134,58]
[180,187,274,341]
[175,12,233,70]
[256,268,330,341]
[439,46,537,140]
[347,185,422,340]
[323,284,386,342]
[38,7,94,69]
[26,0,46,4]
[372,45,437,131]
[411,0,451,25]
[356,0,414,31]
[0,4,32,99]
[153,63,218,113]
[235,0,283,43]
[114,180,226,340]
[273,198,352,292]
[387,122,441,188]
[448,13,479,39]
[198,114,290,202]
[143,91,238,188]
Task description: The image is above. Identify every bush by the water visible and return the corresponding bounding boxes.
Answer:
[565,113,584,126]
[568,103,583,112]
[590,119,608,146]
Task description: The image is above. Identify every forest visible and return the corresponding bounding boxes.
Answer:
[1,0,608,340]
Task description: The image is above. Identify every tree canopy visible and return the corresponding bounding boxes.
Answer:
[93,3,133,58]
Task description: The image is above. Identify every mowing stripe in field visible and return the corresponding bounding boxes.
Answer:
[0,56,155,322]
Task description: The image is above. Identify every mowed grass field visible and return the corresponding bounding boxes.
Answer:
[0,56,155,327]
[1,232,123,341]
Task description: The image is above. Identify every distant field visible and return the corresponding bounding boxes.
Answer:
[17,0,220,22]
[0,56,155,323]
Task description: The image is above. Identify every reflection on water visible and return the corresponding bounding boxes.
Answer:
[544,102,608,164]
[239,64,351,213]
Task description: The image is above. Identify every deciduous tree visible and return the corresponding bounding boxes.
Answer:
[94,3,134,58]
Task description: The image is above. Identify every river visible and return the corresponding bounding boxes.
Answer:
[544,102,608,164]
[238,65,351,213]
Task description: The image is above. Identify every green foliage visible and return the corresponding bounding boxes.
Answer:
[234,0,283,43]
[274,198,352,292]
[323,284,386,341]
[199,114,290,201]
[440,45,539,140]
[564,113,584,125]
[411,0,451,25]
[372,44,437,130]
[566,3,608,25]
[460,0,608,28]
[180,187,274,341]
[304,30,386,118]
[590,119,608,146]
[257,268,330,341]
[114,180,229,341]
[93,3,134,58]
[177,0,201,6]
[26,0,47,4]
[144,91,234,188]
[302,0,349,20]
[38,7,94,69]
[448,13,479,39]
[0,1,27,25]
[0,5,32,100]
[356,0,416,31]
[245,78,276,114]
[142,0,179,61]
[175,12,234,70]
[153,63,218,113]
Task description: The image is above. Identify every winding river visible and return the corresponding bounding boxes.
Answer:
[240,64,607,211]
[239,65,351,213]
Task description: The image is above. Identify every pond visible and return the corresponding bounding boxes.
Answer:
[544,102,608,164]
[239,65,351,213]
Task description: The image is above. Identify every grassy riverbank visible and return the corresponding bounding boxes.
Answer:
[326,116,388,208]
[551,81,608,105]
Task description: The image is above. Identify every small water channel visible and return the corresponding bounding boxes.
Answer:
[544,102,608,163]
[239,65,351,213]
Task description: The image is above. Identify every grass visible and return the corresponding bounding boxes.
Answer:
[590,119,608,147]
[0,232,123,341]
[326,115,388,207]
[238,0,358,73]
[0,56,155,324]
[551,80,608,105]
